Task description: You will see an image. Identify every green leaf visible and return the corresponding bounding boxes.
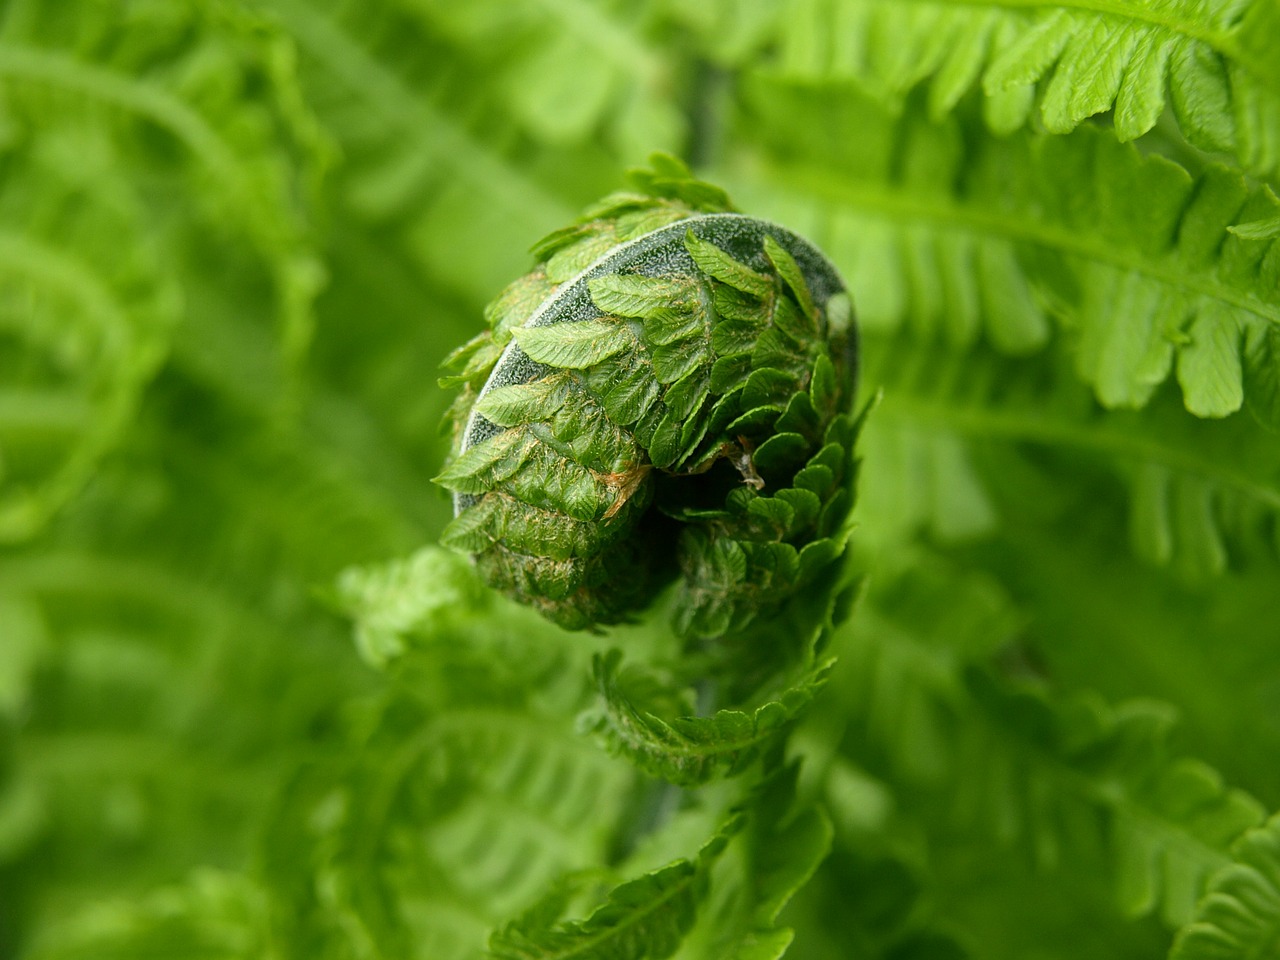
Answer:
[743,80,1280,417]
[332,546,489,667]
[763,234,817,322]
[673,765,834,960]
[860,336,1280,574]
[515,320,638,369]
[22,870,275,960]
[770,0,1280,179]
[684,230,774,299]
[590,651,833,787]
[1244,323,1280,430]
[1170,814,1280,960]
[434,429,535,494]
[841,559,1266,929]
[590,273,696,319]
[12,5,1280,959]
[475,377,572,426]
[1230,215,1280,240]
[489,816,739,960]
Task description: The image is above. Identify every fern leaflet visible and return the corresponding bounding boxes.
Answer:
[772,0,1280,180]
[738,81,1280,418]
[1171,814,1280,959]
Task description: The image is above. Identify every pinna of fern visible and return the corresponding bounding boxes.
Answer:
[767,0,1280,182]
[853,335,1280,579]
[736,75,1280,426]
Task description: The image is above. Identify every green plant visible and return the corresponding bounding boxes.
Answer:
[435,163,858,634]
[2,2,1279,959]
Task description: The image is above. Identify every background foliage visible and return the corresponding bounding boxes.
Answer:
[2,1,1279,958]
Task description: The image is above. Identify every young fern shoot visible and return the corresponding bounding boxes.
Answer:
[435,157,859,636]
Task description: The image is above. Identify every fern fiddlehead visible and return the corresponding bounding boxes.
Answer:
[435,156,859,636]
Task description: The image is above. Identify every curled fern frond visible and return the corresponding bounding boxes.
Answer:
[435,156,859,635]
[773,0,1280,180]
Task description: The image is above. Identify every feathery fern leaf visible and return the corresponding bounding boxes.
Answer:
[673,765,834,960]
[333,545,490,666]
[0,4,329,360]
[0,0,328,537]
[390,0,682,155]
[856,335,1280,576]
[21,869,274,960]
[0,548,360,931]
[8,4,1280,958]
[1170,813,1280,960]
[489,815,739,960]
[258,602,634,959]
[264,0,581,302]
[0,228,170,541]
[590,650,834,787]
[737,79,1280,419]
[837,558,1266,929]
[771,0,1280,180]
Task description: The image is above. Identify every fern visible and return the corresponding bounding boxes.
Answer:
[672,766,834,960]
[0,0,327,539]
[7,6,1280,960]
[834,557,1266,929]
[856,335,1280,576]
[589,650,834,787]
[735,79,1280,419]
[1171,814,1280,960]
[488,819,733,960]
[387,0,682,156]
[263,0,576,303]
[22,869,275,960]
[771,0,1280,180]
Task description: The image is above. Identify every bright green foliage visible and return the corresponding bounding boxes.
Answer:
[830,561,1268,925]
[590,651,833,787]
[740,78,1280,419]
[5,3,1280,960]
[857,338,1280,576]
[1171,815,1280,959]
[0,0,325,541]
[769,0,1280,180]
[489,816,738,960]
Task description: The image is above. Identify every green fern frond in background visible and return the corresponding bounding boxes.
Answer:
[856,338,1280,576]
[732,79,1280,418]
[1172,814,1280,960]
[3,1,1280,959]
[769,0,1280,180]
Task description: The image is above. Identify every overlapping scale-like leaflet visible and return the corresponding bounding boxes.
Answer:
[436,162,858,634]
